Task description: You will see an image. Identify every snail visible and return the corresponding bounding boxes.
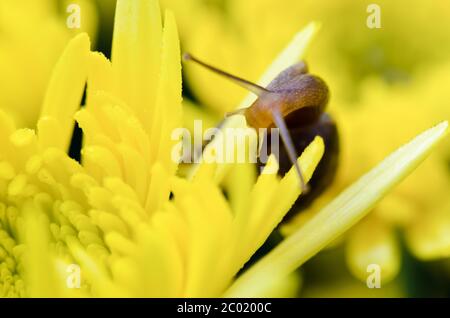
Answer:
[183,53,339,218]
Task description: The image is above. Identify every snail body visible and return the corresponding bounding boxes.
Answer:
[184,53,339,212]
[244,62,329,130]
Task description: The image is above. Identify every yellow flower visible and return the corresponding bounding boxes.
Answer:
[157,0,450,287]
[0,0,320,298]
[0,0,97,128]
[0,0,447,298]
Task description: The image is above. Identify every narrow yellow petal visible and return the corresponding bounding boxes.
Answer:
[255,138,323,243]
[0,108,18,166]
[135,224,183,297]
[225,162,256,217]
[239,137,324,265]
[22,201,61,297]
[145,162,170,215]
[81,145,123,179]
[151,10,182,175]
[111,0,162,134]
[87,52,114,105]
[170,177,233,297]
[66,235,127,297]
[225,121,448,297]
[0,109,16,138]
[89,209,129,238]
[37,117,66,150]
[38,33,90,151]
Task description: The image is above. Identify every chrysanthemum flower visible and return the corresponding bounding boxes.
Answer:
[0,0,447,298]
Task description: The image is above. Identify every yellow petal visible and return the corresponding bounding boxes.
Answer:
[145,162,170,215]
[225,121,448,297]
[86,52,114,105]
[151,10,182,176]
[239,137,324,265]
[134,223,183,297]
[38,33,90,151]
[22,201,61,297]
[224,162,257,217]
[111,0,162,134]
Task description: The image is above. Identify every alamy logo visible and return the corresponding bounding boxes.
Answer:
[66,264,81,289]
[66,4,81,29]
[366,264,381,288]
[366,4,382,29]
